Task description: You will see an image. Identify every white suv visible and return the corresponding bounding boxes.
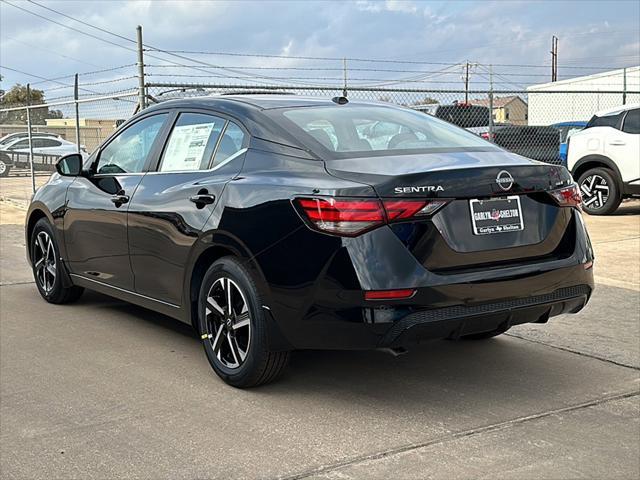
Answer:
[567,104,640,215]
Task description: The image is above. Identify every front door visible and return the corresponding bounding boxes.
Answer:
[64,112,170,290]
[127,112,248,306]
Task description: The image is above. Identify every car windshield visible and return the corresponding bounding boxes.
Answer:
[271,104,495,158]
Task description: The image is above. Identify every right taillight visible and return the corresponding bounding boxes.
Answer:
[295,197,448,236]
[548,183,582,208]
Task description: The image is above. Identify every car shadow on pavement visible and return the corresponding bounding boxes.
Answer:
[70,290,629,414]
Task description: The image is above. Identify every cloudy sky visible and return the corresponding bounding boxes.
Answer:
[1,0,639,100]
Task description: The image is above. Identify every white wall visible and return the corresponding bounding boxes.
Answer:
[527,66,640,125]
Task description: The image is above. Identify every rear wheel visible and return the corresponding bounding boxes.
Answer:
[577,167,621,215]
[197,257,289,388]
[31,218,84,304]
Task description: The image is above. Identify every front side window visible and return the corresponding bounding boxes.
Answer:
[622,109,640,134]
[9,139,29,150]
[96,114,167,174]
[274,104,492,158]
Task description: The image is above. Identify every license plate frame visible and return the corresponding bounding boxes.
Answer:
[469,196,524,235]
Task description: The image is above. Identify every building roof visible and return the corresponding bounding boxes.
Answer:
[527,65,639,91]
[469,96,527,108]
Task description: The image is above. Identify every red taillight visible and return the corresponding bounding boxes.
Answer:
[365,289,416,300]
[295,197,448,236]
[548,183,582,208]
[296,198,385,236]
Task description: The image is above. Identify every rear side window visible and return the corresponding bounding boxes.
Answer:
[211,121,246,167]
[622,109,640,134]
[159,113,226,172]
[38,139,62,147]
[586,112,623,129]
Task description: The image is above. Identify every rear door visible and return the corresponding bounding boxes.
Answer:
[127,111,248,306]
[64,112,170,290]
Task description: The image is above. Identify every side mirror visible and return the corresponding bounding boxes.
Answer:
[55,153,83,177]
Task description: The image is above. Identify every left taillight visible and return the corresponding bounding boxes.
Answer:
[548,183,582,208]
[294,197,447,236]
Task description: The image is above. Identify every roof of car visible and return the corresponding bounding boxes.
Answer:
[151,94,382,111]
[594,103,640,117]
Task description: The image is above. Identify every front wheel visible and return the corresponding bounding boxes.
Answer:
[577,167,622,215]
[0,158,11,177]
[197,257,289,388]
[31,218,84,304]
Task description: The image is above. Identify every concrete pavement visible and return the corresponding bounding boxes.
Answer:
[0,194,638,479]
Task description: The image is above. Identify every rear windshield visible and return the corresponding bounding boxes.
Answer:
[269,104,496,158]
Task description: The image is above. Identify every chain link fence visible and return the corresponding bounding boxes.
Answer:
[147,82,639,165]
[1,81,638,207]
[0,91,138,206]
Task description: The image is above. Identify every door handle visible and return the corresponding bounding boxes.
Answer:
[189,193,216,206]
[609,140,626,146]
[110,194,129,206]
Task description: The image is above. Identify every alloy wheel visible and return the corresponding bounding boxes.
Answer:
[0,161,6,175]
[34,231,56,294]
[204,277,251,369]
[580,174,609,210]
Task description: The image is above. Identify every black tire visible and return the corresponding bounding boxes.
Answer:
[197,256,289,388]
[31,218,84,304]
[0,158,11,177]
[577,167,622,215]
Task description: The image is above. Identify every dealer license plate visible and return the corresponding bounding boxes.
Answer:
[469,196,524,235]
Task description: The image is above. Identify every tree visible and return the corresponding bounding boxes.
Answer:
[0,84,63,125]
[410,96,439,106]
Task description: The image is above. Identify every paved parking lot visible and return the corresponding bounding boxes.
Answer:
[0,177,638,479]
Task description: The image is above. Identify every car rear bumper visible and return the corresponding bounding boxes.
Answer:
[258,208,595,351]
[273,262,594,350]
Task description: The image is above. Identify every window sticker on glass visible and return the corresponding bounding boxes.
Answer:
[161,122,216,172]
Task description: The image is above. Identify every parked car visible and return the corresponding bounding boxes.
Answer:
[567,104,640,215]
[2,136,86,157]
[0,131,61,149]
[415,103,561,164]
[550,121,587,165]
[26,95,594,387]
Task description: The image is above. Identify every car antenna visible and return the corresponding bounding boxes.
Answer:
[331,96,348,105]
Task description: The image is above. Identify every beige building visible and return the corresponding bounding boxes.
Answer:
[470,96,529,125]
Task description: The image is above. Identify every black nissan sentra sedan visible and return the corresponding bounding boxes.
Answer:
[26,95,594,387]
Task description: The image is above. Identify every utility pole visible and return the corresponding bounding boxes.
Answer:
[488,64,494,141]
[464,61,470,104]
[342,57,348,98]
[550,35,558,82]
[136,25,146,110]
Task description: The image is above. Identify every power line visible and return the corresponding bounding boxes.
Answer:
[0,65,101,95]
[2,0,139,53]
[1,35,102,68]
[20,0,303,86]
